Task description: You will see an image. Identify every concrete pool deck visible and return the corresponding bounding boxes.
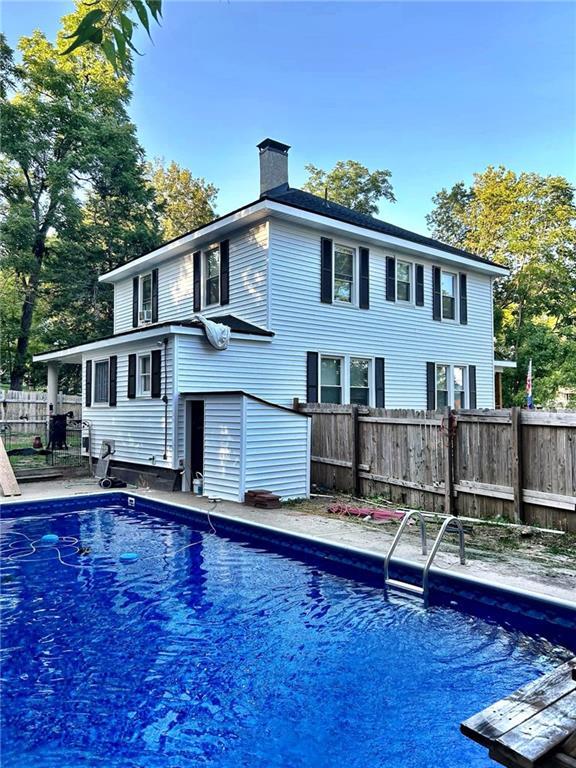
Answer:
[2,478,575,605]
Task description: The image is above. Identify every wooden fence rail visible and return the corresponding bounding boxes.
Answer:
[298,404,576,532]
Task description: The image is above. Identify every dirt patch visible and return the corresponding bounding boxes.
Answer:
[283,494,576,572]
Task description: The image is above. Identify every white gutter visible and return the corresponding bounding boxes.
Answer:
[99,199,508,284]
[33,324,272,363]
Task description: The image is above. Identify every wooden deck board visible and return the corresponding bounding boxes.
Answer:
[461,659,576,768]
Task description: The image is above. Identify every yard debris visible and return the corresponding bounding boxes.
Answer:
[327,502,405,522]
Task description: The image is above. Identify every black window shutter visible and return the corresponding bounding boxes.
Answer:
[220,240,230,306]
[320,238,333,304]
[415,264,424,306]
[386,256,396,301]
[127,354,136,399]
[426,362,436,410]
[85,360,92,407]
[459,273,468,325]
[469,365,477,409]
[132,276,139,327]
[432,266,441,321]
[375,357,385,407]
[359,247,370,309]
[306,352,319,403]
[109,355,117,407]
[151,269,159,322]
[193,251,201,312]
[151,349,162,399]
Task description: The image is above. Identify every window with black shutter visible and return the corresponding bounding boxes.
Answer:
[132,277,139,327]
[459,273,468,325]
[306,352,319,403]
[469,365,477,408]
[386,256,396,301]
[193,251,201,312]
[415,264,424,306]
[432,267,441,320]
[151,349,162,399]
[85,360,92,407]
[151,269,159,323]
[127,354,136,399]
[109,356,117,407]
[320,238,333,304]
[220,239,230,306]
[359,247,370,309]
[426,362,436,409]
[375,357,385,407]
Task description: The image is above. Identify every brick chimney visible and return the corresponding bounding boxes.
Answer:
[257,138,290,196]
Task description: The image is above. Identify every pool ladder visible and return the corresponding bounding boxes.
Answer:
[383,511,466,604]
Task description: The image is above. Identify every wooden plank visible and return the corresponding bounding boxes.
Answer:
[358,470,444,495]
[455,480,515,501]
[358,416,442,426]
[0,436,21,497]
[444,408,454,515]
[522,412,576,428]
[523,489,576,512]
[510,407,524,523]
[351,405,360,497]
[461,659,576,748]
[456,415,512,424]
[311,455,353,469]
[494,690,576,768]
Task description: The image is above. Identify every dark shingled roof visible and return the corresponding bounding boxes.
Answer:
[262,186,500,267]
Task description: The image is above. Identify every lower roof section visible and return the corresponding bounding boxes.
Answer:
[179,390,310,418]
[33,316,274,364]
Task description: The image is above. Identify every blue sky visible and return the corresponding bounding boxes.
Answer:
[4,1,575,234]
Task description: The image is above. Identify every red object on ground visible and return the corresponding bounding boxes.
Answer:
[244,489,282,509]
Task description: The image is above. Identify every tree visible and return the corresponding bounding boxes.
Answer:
[302,159,395,215]
[148,159,218,241]
[0,5,160,390]
[427,167,576,406]
[61,0,162,75]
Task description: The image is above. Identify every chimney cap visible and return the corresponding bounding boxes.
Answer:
[257,138,291,154]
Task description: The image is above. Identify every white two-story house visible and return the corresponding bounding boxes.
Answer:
[34,139,508,500]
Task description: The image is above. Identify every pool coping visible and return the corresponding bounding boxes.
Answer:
[2,489,575,650]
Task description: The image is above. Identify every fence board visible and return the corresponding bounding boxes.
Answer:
[299,403,576,531]
[1,390,81,435]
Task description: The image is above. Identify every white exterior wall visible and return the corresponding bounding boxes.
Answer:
[82,337,174,468]
[201,394,243,501]
[244,398,310,499]
[268,219,496,408]
[113,223,269,335]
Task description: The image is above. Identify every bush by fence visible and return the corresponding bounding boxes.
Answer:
[297,404,576,532]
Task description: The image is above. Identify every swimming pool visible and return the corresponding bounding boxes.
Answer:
[1,493,574,768]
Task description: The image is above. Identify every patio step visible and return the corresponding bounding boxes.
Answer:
[15,469,64,483]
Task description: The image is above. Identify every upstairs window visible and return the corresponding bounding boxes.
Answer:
[138,354,151,396]
[396,261,412,302]
[320,357,343,403]
[94,360,109,404]
[334,244,355,303]
[140,273,152,323]
[441,271,457,320]
[350,358,370,405]
[204,245,220,307]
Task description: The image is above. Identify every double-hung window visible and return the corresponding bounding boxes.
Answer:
[94,360,109,404]
[138,354,151,396]
[350,358,371,405]
[320,357,343,403]
[441,271,457,320]
[396,261,412,302]
[333,244,355,303]
[436,363,467,408]
[204,245,220,307]
[140,273,152,323]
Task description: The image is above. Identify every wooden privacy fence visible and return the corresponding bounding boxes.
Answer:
[297,404,576,532]
[0,390,82,434]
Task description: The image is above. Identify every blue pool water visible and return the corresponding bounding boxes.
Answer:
[0,500,573,768]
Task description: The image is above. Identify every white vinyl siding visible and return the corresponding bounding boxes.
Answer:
[112,223,269,334]
[202,395,242,501]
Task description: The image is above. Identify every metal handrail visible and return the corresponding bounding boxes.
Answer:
[383,510,428,583]
[422,516,466,602]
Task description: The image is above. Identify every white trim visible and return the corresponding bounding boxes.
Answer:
[138,272,153,325]
[494,360,517,370]
[239,395,247,502]
[136,352,152,397]
[98,199,508,283]
[332,242,358,306]
[172,337,180,470]
[92,358,110,406]
[435,362,469,409]
[440,269,458,322]
[202,243,221,310]
[319,352,375,407]
[396,259,413,304]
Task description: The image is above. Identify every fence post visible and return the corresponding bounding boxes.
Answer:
[510,407,524,523]
[444,407,455,516]
[350,405,361,497]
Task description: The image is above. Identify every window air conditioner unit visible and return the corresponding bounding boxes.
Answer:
[140,309,152,322]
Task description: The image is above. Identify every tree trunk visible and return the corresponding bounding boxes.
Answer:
[9,238,44,390]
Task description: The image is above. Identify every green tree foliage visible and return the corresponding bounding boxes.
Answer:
[0,8,160,391]
[427,167,576,406]
[303,159,395,215]
[61,0,162,74]
[148,159,218,242]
